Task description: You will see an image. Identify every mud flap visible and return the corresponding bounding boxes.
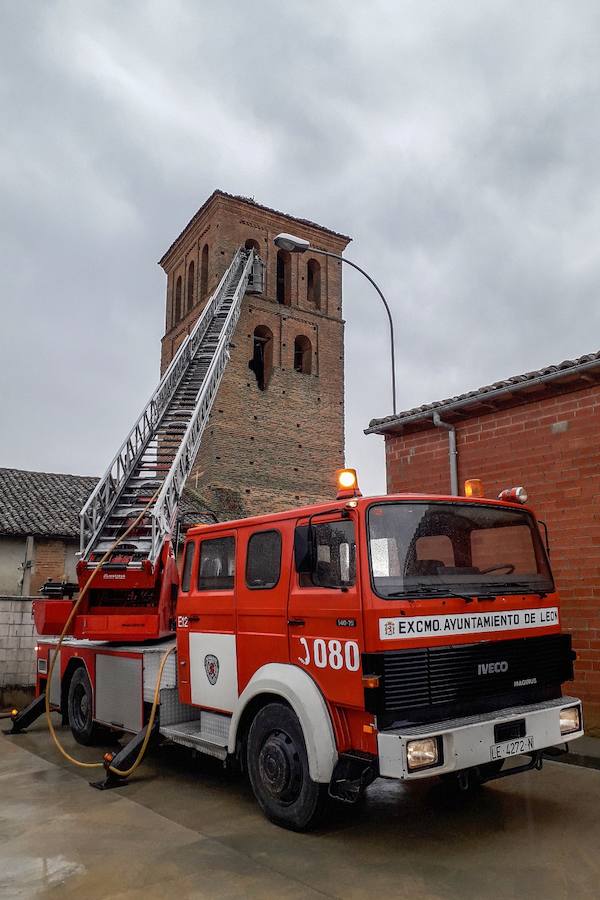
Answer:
[328,752,377,804]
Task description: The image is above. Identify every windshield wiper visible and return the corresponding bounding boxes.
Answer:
[477,581,549,599]
[384,587,475,603]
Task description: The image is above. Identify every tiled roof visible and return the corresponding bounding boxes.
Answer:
[0,468,215,539]
[158,189,352,266]
[367,350,600,434]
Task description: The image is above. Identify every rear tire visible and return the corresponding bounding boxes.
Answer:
[247,703,328,831]
[67,667,102,745]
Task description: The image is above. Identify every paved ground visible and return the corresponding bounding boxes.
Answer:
[1,719,599,900]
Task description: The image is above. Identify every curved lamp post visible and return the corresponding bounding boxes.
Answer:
[273,233,397,415]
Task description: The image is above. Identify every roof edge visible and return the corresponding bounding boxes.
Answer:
[366,352,600,435]
[158,190,352,268]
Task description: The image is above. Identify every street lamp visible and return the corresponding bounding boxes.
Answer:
[273,233,397,415]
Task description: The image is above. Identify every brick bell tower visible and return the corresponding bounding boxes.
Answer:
[159,190,351,518]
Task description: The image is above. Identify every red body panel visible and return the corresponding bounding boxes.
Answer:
[33,599,74,636]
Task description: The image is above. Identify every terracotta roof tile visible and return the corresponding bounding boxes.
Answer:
[367,350,600,433]
[0,468,214,539]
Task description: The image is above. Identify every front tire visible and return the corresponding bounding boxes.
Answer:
[246,703,328,831]
[67,666,102,745]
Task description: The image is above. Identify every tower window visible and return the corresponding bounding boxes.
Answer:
[174,276,182,323]
[276,249,291,306]
[187,260,194,312]
[294,335,312,375]
[249,325,274,391]
[307,258,321,308]
[245,238,260,252]
[200,244,209,299]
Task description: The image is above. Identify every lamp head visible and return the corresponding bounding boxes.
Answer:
[273,233,311,253]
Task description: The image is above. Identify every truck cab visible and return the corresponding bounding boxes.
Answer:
[173,473,582,827]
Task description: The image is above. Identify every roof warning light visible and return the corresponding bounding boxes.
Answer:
[336,468,361,500]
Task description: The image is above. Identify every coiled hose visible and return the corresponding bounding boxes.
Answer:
[44,489,175,777]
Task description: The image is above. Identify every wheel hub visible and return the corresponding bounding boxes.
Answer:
[72,683,90,730]
[258,731,302,802]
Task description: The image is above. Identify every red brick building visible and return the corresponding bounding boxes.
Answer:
[159,191,350,518]
[367,352,600,731]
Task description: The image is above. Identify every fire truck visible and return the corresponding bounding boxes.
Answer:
[8,245,583,831]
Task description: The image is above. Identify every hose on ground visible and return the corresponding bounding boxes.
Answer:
[43,488,175,777]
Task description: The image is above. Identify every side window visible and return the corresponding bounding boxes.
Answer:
[295,520,356,588]
[197,537,235,591]
[246,530,282,589]
[181,541,195,592]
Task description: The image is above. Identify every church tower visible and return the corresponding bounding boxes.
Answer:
[159,191,350,518]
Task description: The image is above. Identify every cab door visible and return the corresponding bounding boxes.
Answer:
[235,525,290,694]
[176,530,238,713]
[287,513,364,708]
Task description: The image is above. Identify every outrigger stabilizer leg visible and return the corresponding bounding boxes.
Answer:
[4,693,47,735]
[90,717,160,791]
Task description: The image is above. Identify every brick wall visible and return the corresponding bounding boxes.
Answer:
[0,597,36,701]
[0,536,78,596]
[383,384,600,729]
[159,194,348,517]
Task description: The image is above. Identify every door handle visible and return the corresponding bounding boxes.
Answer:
[188,615,200,623]
[288,618,305,627]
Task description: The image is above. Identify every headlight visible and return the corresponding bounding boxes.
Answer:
[559,705,581,736]
[406,737,441,771]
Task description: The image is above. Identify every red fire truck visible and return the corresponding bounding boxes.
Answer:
[8,246,583,831]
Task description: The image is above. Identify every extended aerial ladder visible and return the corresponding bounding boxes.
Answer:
[33,246,264,642]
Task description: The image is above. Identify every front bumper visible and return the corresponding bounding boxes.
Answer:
[377,695,583,780]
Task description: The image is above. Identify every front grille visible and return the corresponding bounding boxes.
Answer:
[363,633,574,722]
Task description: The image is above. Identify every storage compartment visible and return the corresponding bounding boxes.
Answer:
[95,654,143,732]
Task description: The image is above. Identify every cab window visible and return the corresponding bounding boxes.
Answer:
[197,537,235,591]
[246,530,282,589]
[295,520,356,588]
[181,541,195,592]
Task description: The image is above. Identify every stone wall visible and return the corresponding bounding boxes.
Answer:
[0,596,36,706]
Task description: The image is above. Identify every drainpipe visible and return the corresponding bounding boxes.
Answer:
[432,412,459,496]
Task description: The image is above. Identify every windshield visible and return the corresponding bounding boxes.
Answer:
[368,502,553,600]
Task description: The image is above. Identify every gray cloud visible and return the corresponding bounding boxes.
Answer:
[1,0,600,495]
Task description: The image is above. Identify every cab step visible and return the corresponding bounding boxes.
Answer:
[160,713,230,760]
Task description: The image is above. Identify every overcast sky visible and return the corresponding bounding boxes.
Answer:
[2,1,600,496]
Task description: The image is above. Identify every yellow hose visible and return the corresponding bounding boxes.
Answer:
[44,489,175,777]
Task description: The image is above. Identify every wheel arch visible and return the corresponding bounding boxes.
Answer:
[229,664,338,783]
[61,656,92,721]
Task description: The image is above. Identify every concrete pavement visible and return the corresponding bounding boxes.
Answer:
[1,719,599,899]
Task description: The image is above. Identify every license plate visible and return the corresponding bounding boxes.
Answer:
[490,735,534,761]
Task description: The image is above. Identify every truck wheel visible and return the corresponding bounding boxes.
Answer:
[247,703,328,831]
[67,667,101,745]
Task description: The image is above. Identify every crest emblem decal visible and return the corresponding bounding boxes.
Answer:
[204,654,219,685]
